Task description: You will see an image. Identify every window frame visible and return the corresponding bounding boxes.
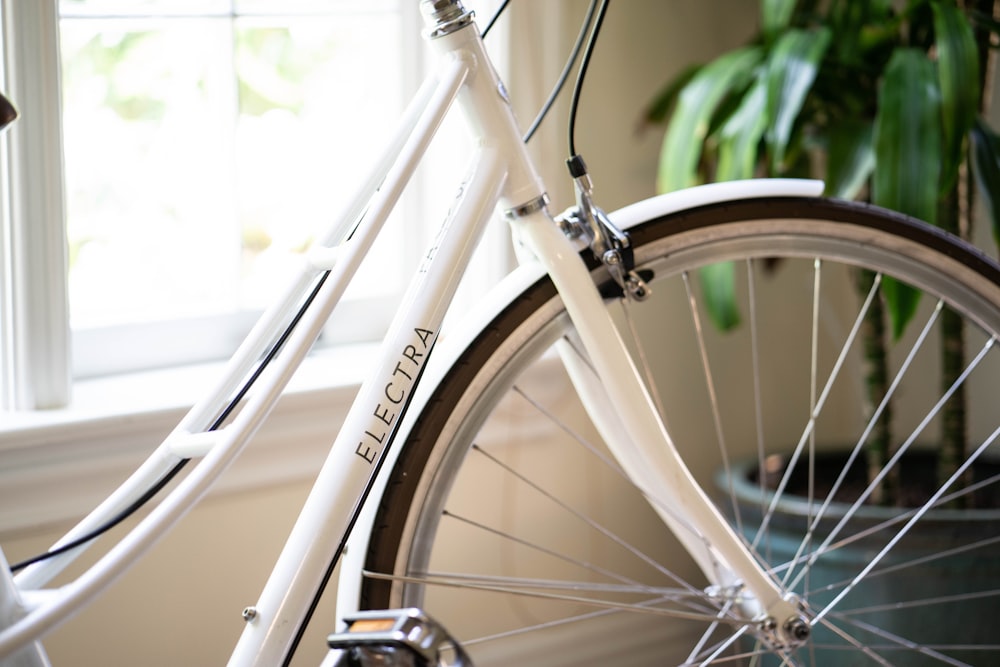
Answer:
[1,0,436,404]
[1,0,71,410]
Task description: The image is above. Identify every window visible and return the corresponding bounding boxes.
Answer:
[3,0,513,412]
[62,0,423,380]
[2,1,511,411]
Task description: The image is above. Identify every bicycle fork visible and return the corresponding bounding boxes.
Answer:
[421,0,809,648]
[509,200,811,651]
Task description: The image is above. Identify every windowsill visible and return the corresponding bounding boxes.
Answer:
[0,344,378,537]
[1,342,377,432]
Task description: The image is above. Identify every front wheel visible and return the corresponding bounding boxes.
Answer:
[359,197,1000,665]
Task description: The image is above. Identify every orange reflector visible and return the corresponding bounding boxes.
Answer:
[348,618,398,633]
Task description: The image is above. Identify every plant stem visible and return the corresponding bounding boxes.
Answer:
[857,268,895,505]
[938,183,969,506]
[939,304,967,503]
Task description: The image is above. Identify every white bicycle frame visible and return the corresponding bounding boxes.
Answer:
[0,3,820,664]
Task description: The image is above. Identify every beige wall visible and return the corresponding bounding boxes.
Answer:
[4,482,340,666]
[1,3,758,665]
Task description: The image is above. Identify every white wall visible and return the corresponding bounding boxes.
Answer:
[5,481,340,666]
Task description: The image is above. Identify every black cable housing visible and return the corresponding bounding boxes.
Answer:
[9,271,332,574]
[479,0,511,38]
[567,0,610,160]
[523,0,600,144]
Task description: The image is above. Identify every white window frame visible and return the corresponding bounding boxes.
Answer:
[1,0,444,406]
[1,0,71,411]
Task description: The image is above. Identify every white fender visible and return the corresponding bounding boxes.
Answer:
[611,178,824,229]
[334,178,825,623]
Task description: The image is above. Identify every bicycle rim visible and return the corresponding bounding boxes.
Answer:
[359,197,1000,666]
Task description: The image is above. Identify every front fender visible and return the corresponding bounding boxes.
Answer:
[335,178,825,624]
[609,178,824,230]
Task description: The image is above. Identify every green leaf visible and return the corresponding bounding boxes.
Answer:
[873,48,942,340]
[765,27,832,173]
[872,48,941,225]
[762,0,797,39]
[658,47,763,192]
[971,117,1000,248]
[828,0,870,64]
[716,72,768,181]
[932,1,980,192]
[693,71,768,333]
[881,276,922,340]
[824,118,874,199]
[700,262,740,331]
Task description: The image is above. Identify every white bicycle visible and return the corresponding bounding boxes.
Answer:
[3,1,1000,665]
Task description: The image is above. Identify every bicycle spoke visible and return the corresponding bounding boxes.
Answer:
[833,587,1000,617]
[617,298,669,429]
[388,577,741,655]
[762,474,1000,590]
[806,579,1000,665]
[405,571,696,597]
[689,624,750,666]
[510,383,708,548]
[511,383,621,475]
[813,423,1000,626]
[823,612,975,666]
[753,271,883,552]
[441,508,626,580]
[693,636,805,667]
[686,597,736,664]
[786,338,999,603]
[455,593,698,648]
[746,259,769,563]
[806,534,1000,599]
[812,615,894,666]
[780,298,943,587]
[469,443,698,592]
[680,645,778,666]
[361,570,741,624]
[681,271,740,533]
[790,258,822,596]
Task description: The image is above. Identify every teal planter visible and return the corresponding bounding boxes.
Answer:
[717,454,1000,665]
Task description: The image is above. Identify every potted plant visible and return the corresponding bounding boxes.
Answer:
[647,0,1000,506]
[646,2,1000,660]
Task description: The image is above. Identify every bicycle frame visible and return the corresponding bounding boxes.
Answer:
[0,3,815,664]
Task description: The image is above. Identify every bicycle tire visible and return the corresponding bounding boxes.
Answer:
[358,196,1000,666]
